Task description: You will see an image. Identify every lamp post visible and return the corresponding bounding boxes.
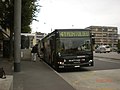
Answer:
[14,0,21,72]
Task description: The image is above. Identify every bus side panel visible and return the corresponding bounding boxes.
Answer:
[51,34,58,69]
[44,39,52,65]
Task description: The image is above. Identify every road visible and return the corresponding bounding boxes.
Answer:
[59,56,120,90]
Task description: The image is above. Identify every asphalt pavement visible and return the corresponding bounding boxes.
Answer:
[94,52,120,60]
[13,59,75,90]
[13,52,119,90]
[0,52,119,90]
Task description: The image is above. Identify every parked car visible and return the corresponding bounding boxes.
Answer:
[95,47,106,53]
[95,45,111,53]
[105,45,111,53]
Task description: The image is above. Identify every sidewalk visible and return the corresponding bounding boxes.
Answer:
[0,58,13,75]
[1,52,119,90]
[13,59,75,90]
[0,58,13,90]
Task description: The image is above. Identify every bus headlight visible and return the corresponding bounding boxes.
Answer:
[89,60,93,62]
[64,59,66,62]
[58,62,64,65]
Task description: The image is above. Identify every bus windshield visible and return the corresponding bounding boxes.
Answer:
[56,37,92,55]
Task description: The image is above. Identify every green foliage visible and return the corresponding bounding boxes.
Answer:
[0,0,14,30]
[0,0,40,33]
[22,26,31,33]
[21,0,40,33]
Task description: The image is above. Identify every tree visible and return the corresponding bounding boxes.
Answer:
[0,0,14,31]
[0,0,40,33]
[0,0,40,58]
[0,0,14,59]
[21,0,40,33]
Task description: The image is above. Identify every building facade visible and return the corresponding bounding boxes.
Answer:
[86,26,118,48]
[21,32,47,60]
[35,32,47,43]
[0,26,10,58]
[21,32,47,49]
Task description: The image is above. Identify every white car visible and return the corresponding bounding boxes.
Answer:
[95,45,111,53]
[95,47,106,53]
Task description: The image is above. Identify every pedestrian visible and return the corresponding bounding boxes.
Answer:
[31,44,39,62]
[0,67,6,79]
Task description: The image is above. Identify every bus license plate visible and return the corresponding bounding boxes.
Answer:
[74,66,80,67]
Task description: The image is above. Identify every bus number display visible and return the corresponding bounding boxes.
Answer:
[60,31,90,37]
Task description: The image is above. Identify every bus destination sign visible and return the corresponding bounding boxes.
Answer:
[60,31,90,37]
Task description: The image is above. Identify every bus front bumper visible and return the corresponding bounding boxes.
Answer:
[58,60,94,68]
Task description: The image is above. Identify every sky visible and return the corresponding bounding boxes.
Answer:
[31,0,120,34]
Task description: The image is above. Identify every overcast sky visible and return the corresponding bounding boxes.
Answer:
[31,0,120,34]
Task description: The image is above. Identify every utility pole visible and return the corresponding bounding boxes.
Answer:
[14,0,21,72]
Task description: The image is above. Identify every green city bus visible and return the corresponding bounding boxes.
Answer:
[40,29,94,71]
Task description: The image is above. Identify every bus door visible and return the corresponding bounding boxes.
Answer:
[50,36,55,66]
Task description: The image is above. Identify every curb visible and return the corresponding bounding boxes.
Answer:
[0,75,13,90]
